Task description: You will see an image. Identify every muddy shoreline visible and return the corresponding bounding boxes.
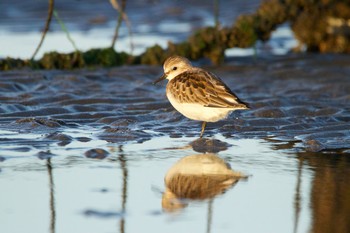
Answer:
[0,54,349,153]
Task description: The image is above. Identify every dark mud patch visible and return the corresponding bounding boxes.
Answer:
[85,148,109,160]
[0,54,349,153]
[36,150,57,160]
[45,132,73,146]
[98,126,152,144]
[190,138,231,153]
[83,209,124,219]
[15,118,68,129]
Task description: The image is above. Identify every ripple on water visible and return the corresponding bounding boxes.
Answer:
[0,54,349,152]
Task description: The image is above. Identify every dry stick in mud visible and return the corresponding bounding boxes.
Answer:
[54,10,79,51]
[110,0,133,53]
[31,0,55,60]
[213,0,220,29]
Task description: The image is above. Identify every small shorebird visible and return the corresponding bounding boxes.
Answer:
[154,55,249,137]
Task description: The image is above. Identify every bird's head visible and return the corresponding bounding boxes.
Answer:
[154,55,193,84]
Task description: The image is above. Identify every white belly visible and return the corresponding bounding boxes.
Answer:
[167,93,233,122]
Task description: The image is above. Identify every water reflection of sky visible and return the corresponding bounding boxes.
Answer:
[0,134,313,233]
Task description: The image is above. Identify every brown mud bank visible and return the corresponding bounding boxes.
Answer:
[0,54,349,153]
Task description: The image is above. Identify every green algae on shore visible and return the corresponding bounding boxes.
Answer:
[1,0,350,70]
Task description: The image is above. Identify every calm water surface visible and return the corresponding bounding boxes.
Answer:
[1,132,317,233]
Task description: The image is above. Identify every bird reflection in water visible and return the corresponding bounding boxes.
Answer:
[162,138,247,212]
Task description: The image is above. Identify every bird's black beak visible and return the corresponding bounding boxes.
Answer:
[153,73,167,85]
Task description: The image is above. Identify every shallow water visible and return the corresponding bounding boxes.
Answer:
[1,54,350,233]
[1,134,349,233]
[1,135,312,233]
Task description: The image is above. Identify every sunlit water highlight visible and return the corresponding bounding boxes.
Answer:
[0,132,314,233]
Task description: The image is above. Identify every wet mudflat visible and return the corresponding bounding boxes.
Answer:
[1,54,349,150]
[0,54,350,233]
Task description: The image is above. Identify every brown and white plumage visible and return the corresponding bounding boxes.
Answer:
[154,55,249,137]
[166,70,247,109]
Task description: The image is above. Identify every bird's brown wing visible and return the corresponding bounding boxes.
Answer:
[167,70,248,109]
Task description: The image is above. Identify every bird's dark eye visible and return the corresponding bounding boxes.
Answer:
[172,66,177,71]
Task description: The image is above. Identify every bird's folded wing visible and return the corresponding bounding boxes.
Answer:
[168,70,248,109]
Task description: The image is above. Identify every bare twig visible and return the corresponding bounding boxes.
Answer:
[31,0,55,60]
[213,0,220,28]
[110,0,134,53]
[53,10,79,51]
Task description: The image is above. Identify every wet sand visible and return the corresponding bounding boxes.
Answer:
[0,54,349,153]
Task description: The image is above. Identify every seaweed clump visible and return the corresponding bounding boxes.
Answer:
[40,48,130,69]
[291,0,350,53]
[0,58,37,70]
[140,0,350,65]
[0,48,131,71]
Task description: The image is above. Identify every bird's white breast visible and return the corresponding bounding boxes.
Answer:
[166,92,233,122]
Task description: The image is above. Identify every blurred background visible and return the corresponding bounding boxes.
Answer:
[1,0,298,59]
